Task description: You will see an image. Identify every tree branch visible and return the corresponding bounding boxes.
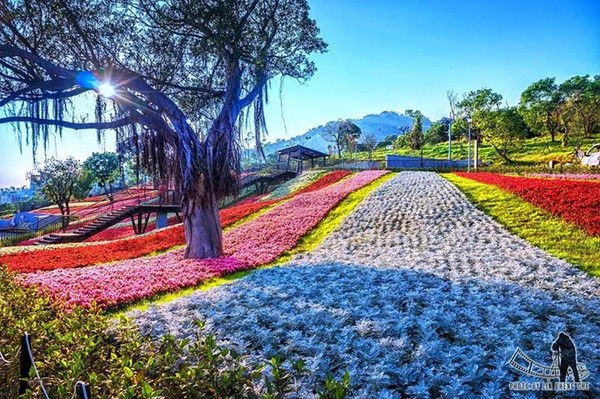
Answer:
[0,116,134,130]
[239,72,268,108]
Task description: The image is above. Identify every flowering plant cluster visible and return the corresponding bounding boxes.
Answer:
[2,224,186,273]
[21,252,245,308]
[525,173,600,180]
[260,170,325,200]
[17,171,386,308]
[294,170,351,195]
[226,170,388,266]
[131,172,600,398]
[455,172,600,235]
[4,171,358,271]
[4,197,271,271]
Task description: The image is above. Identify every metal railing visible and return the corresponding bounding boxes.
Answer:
[0,185,158,246]
[0,215,73,246]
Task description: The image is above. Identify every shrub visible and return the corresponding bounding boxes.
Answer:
[0,268,348,398]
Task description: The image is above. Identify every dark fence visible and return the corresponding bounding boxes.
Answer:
[385,155,470,170]
[325,158,385,170]
[0,215,73,246]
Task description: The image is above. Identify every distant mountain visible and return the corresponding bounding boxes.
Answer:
[262,111,432,155]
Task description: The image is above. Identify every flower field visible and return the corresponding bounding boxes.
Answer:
[130,172,600,398]
[15,171,387,308]
[525,173,600,180]
[260,170,325,200]
[445,173,600,276]
[455,172,600,236]
[83,215,181,242]
[1,170,354,272]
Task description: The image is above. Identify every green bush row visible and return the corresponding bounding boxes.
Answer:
[0,268,350,398]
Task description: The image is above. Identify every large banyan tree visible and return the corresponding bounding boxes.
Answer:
[0,0,326,258]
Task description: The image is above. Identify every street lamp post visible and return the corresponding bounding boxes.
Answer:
[467,115,472,172]
[448,119,453,161]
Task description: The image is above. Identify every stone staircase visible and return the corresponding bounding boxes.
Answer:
[36,206,138,245]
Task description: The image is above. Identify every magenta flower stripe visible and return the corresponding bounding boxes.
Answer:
[225,170,388,266]
[19,170,388,309]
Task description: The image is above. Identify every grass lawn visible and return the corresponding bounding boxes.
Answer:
[444,173,600,277]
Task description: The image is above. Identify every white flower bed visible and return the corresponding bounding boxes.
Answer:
[130,172,600,398]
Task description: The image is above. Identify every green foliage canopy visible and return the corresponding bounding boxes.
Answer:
[83,152,120,200]
[29,157,82,216]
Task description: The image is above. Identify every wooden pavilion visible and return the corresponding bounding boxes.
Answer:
[276,144,329,173]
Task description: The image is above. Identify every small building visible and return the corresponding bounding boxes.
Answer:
[276,145,329,173]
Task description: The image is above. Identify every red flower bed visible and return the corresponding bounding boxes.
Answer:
[2,196,277,272]
[294,170,351,195]
[455,172,600,235]
[2,226,187,274]
[220,199,279,226]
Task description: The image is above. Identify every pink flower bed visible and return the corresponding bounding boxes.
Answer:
[225,170,388,266]
[22,251,244,309]
[19,170,387,309]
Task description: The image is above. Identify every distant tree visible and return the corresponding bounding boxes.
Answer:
[84,152,121,201]
[519,78,562,142]
[559,75,600,141]
[477,107,527,163]
[0,203,17,217]
[362,134,378,160]
[346,135,358,158]
[393,134,408,150]
[458,88,528,162]
[406,110,424,150]
[457,88,502,143]
[425,118,451,144]
[323,119,362,157]
[29,157,82,228]
[73,168,95,200]
[376,134,397,149]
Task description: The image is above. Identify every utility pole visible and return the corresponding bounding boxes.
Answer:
[448,120,452,161]
[467,116,472,172]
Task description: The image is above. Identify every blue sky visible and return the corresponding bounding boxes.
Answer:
[1,0,599,187]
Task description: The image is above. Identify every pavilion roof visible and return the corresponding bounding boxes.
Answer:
[277,144,329,160]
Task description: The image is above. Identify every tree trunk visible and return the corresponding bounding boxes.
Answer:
[104,183,114,202]
[561,129,569,147]
[183,195,223,259]
[489,141,513,164]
